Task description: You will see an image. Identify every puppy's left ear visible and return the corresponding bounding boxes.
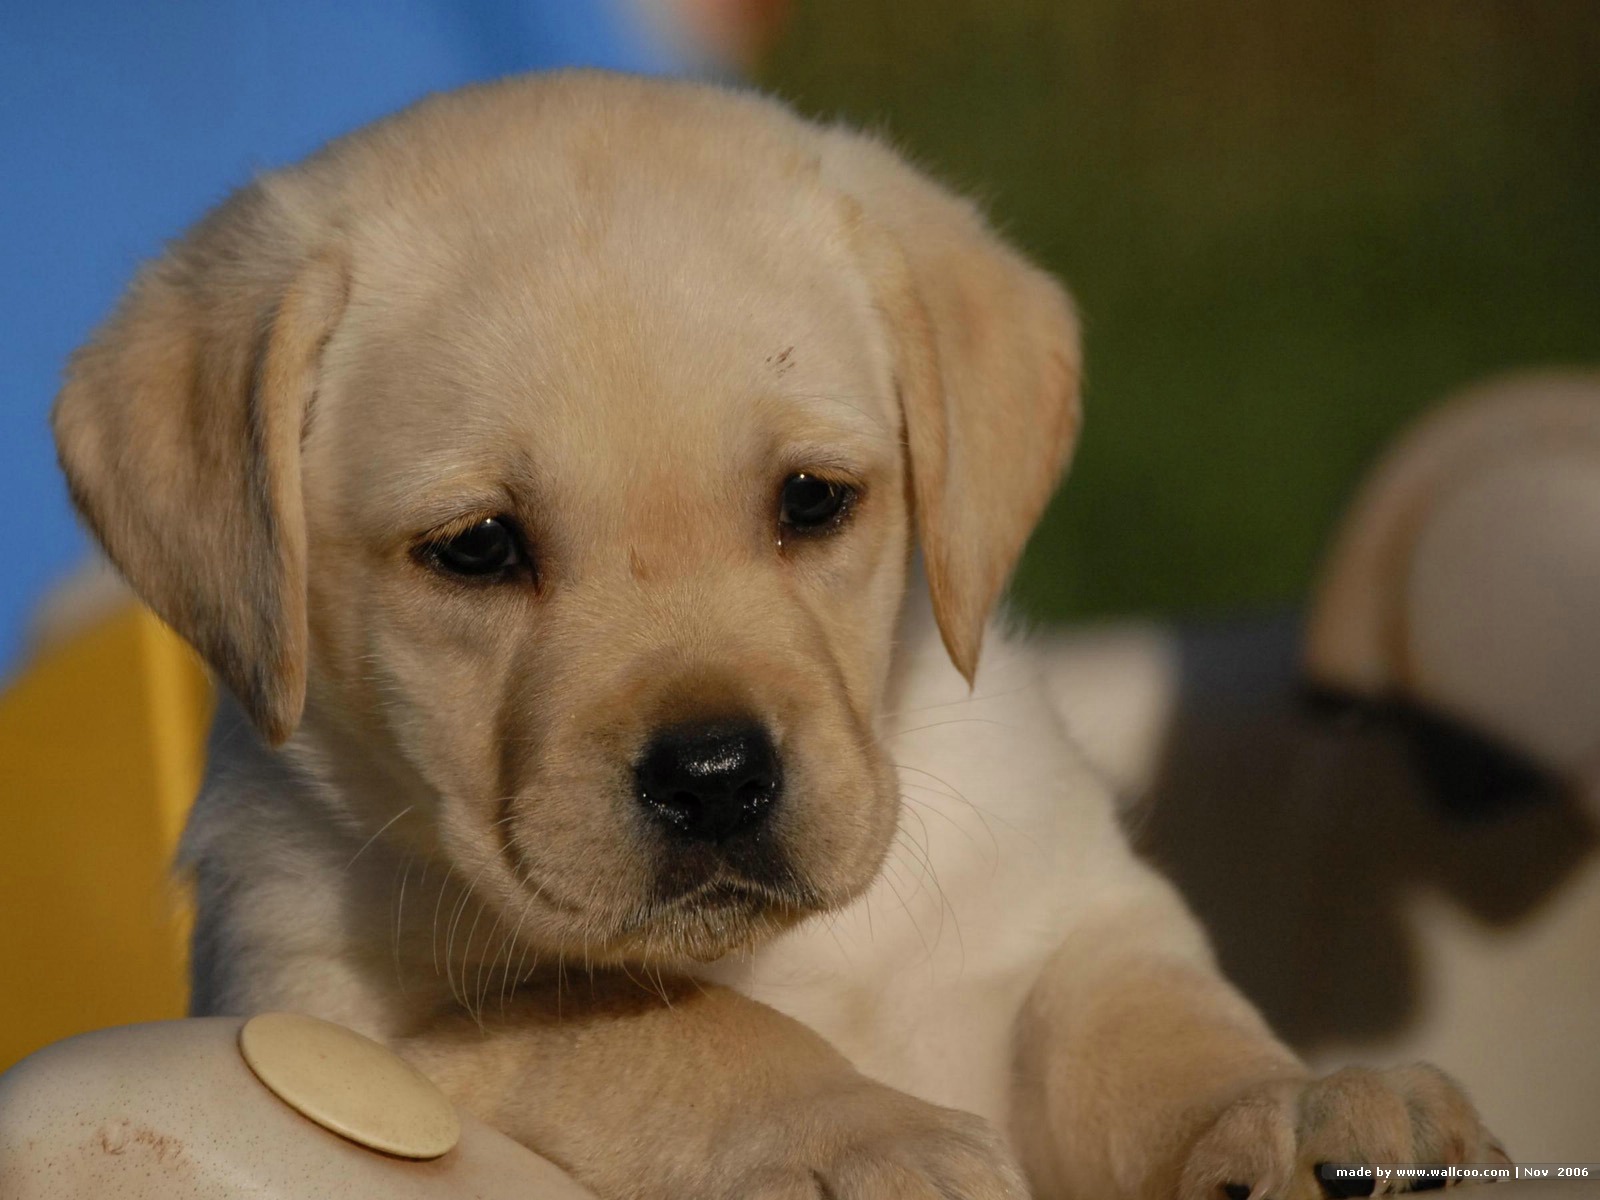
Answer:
[823,131,1082,681]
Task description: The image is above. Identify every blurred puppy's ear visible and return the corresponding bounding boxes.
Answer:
[52,183,347,745]
[824,131,1082,681]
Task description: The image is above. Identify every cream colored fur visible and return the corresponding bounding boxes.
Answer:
[53,71,1501,1199]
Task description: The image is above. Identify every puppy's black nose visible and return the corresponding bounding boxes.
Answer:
[635,721,781,843]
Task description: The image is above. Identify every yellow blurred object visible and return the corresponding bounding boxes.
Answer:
[0,604,212,1072]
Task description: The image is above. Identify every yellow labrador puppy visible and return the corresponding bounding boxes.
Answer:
[53,72,1502,1199]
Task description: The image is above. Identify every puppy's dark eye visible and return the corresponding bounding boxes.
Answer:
[426,517,524,578]
[779,474,854,534]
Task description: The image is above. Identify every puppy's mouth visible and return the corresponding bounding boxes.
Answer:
[611,871,826,962]
[650,831,800,899]
[656,875,818,916]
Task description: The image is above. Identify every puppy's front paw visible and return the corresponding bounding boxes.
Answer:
[1180,1065,1507,1200]
[722,1081,1026,1200]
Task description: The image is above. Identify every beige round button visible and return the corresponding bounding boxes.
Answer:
[239,1012,461,1159]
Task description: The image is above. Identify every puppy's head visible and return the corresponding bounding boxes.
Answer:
[53,74,1079,964]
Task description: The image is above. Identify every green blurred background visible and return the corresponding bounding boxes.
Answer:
[760,0,1600,622]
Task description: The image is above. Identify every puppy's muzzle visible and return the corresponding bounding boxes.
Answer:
[635,719,781,844]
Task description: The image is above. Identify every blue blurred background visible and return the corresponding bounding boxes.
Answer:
[7,1,1598,678]
[0,0,684,677]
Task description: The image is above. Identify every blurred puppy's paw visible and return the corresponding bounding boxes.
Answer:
[1180,1065,1506,1199]
[717,1080,1027,1200]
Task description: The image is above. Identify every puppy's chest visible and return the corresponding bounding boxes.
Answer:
[713,910,1046,1127]
[703,764,1087,1126]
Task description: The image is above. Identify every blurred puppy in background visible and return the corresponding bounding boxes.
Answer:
[54,72,1503,1199]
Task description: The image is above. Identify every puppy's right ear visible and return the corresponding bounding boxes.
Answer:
[51,184,347,746]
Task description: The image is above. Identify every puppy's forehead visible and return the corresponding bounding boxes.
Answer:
[325,150,897,513]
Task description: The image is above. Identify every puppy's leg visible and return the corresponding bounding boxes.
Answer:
[399,973,1024,1200]
[1011,879,1504,1200]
